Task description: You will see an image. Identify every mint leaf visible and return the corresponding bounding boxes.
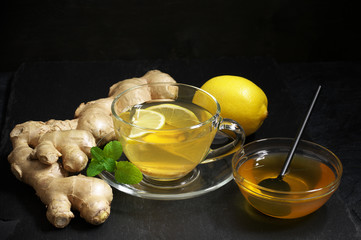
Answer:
[115,161,143,184]
[87,146,107,177]
[87,159,105,176]
[91,147,106,162]
[87,141,142,185]
[103,157,116,172]
[103,141,122,160]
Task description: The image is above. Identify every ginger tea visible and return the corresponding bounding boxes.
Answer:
[114,101,217,181]
[237,153,337,218]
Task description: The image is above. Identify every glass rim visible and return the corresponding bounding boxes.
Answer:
[232,137,343,199]
[111,82,221,131]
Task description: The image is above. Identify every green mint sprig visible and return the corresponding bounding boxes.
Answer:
[86,140,143,184]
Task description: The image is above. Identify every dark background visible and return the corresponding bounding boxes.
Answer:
[0,0,360,72]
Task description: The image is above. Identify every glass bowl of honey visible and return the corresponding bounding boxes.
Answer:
[232,138,342,219]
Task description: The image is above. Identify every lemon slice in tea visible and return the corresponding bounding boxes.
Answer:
[129,109,165,138]
[146,104,200,128]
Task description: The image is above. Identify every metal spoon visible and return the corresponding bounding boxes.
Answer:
[258,85,322,191]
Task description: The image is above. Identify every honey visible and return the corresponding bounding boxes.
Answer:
[236,153,337,218]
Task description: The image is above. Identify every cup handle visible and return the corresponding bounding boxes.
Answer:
[201,118,246,164]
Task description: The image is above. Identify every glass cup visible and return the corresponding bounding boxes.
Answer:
[112,82,245,187]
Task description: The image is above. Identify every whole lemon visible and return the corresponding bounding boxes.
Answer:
[200,75,268,136]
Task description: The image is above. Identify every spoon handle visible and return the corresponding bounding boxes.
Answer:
[279,85,322,178]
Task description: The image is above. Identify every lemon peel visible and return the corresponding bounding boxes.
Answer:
[128,109,165,138]
[200,75,268,136]
[146,104,200,128]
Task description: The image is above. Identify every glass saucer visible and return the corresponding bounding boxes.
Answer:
[98,132,239,200]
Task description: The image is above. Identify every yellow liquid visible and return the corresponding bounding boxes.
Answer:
[116,101,216,181]
[237,153,337,218]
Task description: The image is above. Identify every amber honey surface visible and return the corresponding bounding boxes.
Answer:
[237,153,336,218]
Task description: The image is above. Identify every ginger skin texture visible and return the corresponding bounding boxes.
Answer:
[32,129,96,172]
[7,70,176,228]
[8,145,113,228]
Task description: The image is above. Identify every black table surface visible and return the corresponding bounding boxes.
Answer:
[0,58,360,239]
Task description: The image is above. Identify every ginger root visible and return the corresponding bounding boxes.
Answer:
[32,130,96,172]
[8,145,112,228]
[9,119,78,148]
[7,70,177,228]
[9,120,111,228]
[75,98,115,143]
